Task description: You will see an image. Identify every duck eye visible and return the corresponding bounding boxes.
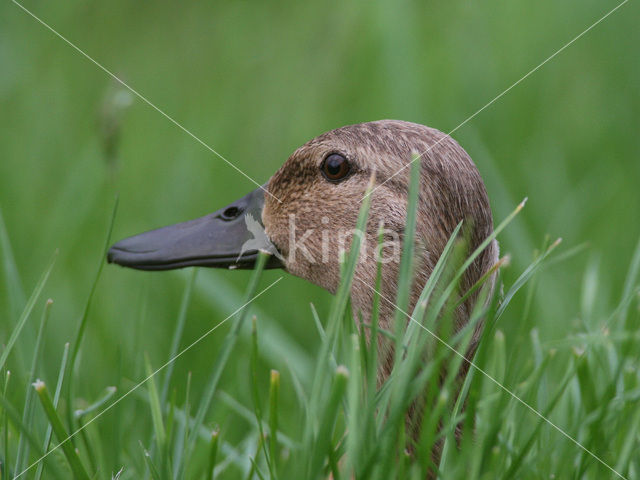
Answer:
[321,154,350,182]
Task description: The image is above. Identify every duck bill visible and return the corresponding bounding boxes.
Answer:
[107,187,283,271]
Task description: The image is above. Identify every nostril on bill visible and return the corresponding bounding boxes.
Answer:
[221,206,243,220]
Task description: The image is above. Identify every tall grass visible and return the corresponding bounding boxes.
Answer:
[1,155,639,479]
[2,1,638,478]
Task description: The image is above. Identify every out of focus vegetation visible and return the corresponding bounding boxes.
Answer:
[1,1,639,478]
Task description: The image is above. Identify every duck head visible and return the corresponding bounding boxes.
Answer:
[108,120,498,326]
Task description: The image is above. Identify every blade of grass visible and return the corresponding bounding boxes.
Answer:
[426,199,527,337]
[0,391,46,470]
[392,154,421,360]
[418,297,489,477]
[34,343,70,480]
[33,380,90,480]
[68,196,118,368]
[113,345,123,473]
[207,428,220,480]
[501,358,578,479]
[454,254,510,311]
[143,270,195,479]
[245,435,266,480]
[74,386,117,419]
[0,208,26,320]
[345,334,363,475]
[367,163,425,477]
[144,353,168,480]
[140,442,162,480]
[440,288,503,474]
[613,405,640,474]
[216,392,297,451]
[404,221,463,344]
[308,172,375,430]
[372,209,464,477]
[173,370,192,480]
[248,454,268,480]
[161,268,197,407]
[3,370,10,478]
[370,246,465,469]
[268,370,280,479]
[366,224,385,400]
[0,251,57,373]
[250,317,272,475]
[194,271,313,381]
[307,366,349,478]
[367,159,434,476]
[76,415,99,475]
[619,236,640,326]
[185,252,270,456]
[136,392,252,474]
[310,303,337,371]
[328,444,342,480]
[66,196,119,429]
[166,389,176,466]
[15,299,53,473]
[283,358,309,423]
[471,330,510,476]
[493,237,562,323]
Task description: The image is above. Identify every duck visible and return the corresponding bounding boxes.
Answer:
[107,118,498,458]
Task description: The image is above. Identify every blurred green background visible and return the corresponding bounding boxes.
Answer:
[1,0,639,474]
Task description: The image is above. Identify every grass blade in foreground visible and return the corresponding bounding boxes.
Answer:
[268,369,280,478]
[161,268,198,407]
[207,428,220,480]
[307,172,375,426]
[34,343,70,480]
[307,366,349,478]
[15,299,53,474]
[0,208,26,322]
[33,380,90,480]
[66,196,119,429]
[186,252,271,457]
[0,252,57,373]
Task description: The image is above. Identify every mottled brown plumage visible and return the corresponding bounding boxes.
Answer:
[262,120,498,474]
[264,119,497,339]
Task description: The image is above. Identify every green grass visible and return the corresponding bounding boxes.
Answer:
[1,163,639,479]
[1,0,640,478]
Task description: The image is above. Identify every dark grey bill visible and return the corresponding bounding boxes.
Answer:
[107,187,283,271]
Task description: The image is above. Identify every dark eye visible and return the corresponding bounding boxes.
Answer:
[321,153,350,182]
